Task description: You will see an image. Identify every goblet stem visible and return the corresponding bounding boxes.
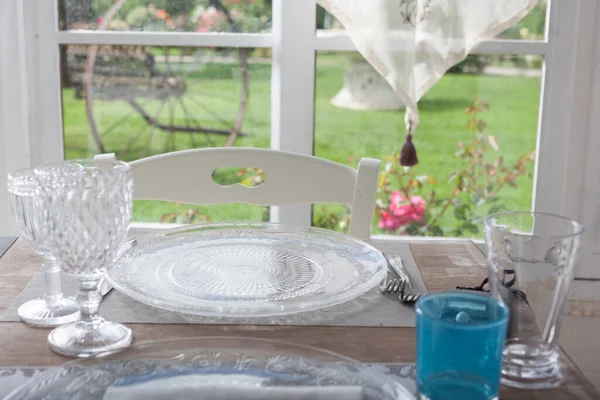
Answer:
[43,256,64,305]
[77,276,102,325]
[16,256,80,327]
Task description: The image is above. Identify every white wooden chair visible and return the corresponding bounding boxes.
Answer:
[95,148,381,240]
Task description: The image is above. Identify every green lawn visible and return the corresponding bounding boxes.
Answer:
[62,53,540,237]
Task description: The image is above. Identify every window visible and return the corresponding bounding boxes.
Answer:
[1,0,588,240]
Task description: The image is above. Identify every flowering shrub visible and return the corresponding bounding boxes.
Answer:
[373,97,534,237]
[314,97,534,237]
[194,7,229,32]
[121,5,177,31]
[314,206,351,233]
[378,192,426,232]
[100,1,270,33]
[160,205,212,224]
[234,167,265,187]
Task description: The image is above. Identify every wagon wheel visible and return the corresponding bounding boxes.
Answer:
[82,1,250,156]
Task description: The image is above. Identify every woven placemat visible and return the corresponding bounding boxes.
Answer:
[1,241,426,327]
[0,237,17,259]
[0,363,417,398]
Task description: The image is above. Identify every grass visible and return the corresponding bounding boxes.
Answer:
[62,52,540,237]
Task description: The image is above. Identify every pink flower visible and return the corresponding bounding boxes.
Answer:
[378,210,403,231]
[407,195,425,219]
[378,191,426,232]
[390,191,404,208]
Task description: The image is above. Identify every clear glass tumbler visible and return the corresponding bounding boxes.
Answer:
[484,212,583,389]
[416,292,509,400]
[35,159,133,357]
[6,169,80,327]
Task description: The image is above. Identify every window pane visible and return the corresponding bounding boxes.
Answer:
[316,1,547,40]
[59,0,272,33]
[60,44,271,223]
[496,1,547,40]
[313,52,541,238]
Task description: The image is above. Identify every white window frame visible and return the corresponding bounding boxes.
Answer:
[0,0,31,235]
[1,0,596,276]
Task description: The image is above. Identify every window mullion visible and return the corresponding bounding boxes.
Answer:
[546,0,598,279]
[533,0,589,219]
[26,0,64,167]
[56,31,272,48]
[270,0,316,226]
[315,30,549,55]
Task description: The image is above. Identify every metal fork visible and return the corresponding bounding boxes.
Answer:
[379,256,404,293]
[383,253,423,303]
[381,277,421,303]
[397,279,421,303]
[380,278,404,294]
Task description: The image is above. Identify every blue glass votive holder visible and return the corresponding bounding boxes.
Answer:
[416,292,509,400]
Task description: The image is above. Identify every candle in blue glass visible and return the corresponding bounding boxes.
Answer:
[416,292,509,400]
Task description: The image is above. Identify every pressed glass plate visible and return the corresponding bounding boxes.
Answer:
[5,337,415,400]
[106,223,386,317]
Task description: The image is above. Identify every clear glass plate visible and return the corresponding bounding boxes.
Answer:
[5,337,415,400]
[106,223,386,317]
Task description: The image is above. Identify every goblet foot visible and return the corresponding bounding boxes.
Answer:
[48,318,132,357]
[18,297,80,327]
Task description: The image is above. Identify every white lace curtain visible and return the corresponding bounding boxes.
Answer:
[317,0,538,166]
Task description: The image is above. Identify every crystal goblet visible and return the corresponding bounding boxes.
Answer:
[35,159,133,357]
[6,169,80,327]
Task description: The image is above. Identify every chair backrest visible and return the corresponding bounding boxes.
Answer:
[96,148,381,240]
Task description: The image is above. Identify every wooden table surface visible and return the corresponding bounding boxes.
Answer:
[0,239,597,399]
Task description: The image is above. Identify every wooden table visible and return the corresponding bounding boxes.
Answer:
[0,239,597,399]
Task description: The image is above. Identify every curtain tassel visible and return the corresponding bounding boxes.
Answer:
[399,133,418,167]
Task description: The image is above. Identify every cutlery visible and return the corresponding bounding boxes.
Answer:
[379,257,402,293]
[398,280,421,303]
[383,253,423,303]
[381,278,404,293]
